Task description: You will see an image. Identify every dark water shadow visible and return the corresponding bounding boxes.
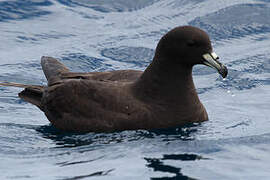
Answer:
[59,169,114,180]
[148,123,200,142]
[36,123,200,148]
[36,125,95,148]
[56,155,105,167]
[145,152,209,180]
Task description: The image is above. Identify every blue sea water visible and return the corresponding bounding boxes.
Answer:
[0,0,270,179]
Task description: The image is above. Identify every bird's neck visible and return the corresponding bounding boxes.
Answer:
[133,57,200,104]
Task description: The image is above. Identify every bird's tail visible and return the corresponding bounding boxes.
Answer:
[0,82,44,110]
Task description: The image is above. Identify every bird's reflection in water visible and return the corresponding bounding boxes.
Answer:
[36,123,200,148]
[145,153,209,180]
[36,123,205,179]
[148,123,199,142]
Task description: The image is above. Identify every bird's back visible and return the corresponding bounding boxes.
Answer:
[42,78,154,132]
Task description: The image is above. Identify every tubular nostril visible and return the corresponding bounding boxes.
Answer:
[210,52,219,60]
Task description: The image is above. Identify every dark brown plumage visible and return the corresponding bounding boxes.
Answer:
[0,26,227,132]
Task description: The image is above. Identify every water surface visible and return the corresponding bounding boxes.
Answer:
[0,0,270,179]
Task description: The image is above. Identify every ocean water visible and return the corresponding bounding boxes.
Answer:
[0,0,270,179]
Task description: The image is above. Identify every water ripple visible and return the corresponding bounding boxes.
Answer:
[0,0,52,22]
[60,53,112,72]
[101,46,154,67]
[59,169,114,180]
[190,3,270,41]
[56,0,159,12]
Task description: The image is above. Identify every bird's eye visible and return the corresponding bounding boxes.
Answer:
[187,40,197,47]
